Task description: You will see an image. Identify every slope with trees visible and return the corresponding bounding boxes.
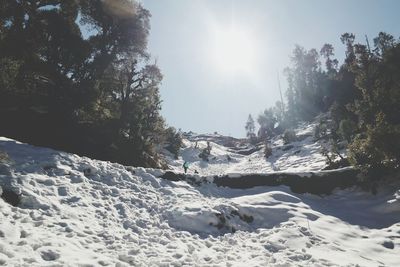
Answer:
[246,32,400,176]
[0,0,180,167]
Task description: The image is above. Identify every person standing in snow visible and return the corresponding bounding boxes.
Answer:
[183,161,189,173]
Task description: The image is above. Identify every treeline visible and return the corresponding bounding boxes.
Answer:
[246,32,400,173]
[0,0,181,167]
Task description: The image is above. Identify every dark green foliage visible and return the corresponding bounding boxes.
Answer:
[283,129,296,144]
[0,0,168,167]
[348,113,400,171]
[165,127,183,159]
[97,58,166,166]
[345,34,400,173]
[287,32,400,172]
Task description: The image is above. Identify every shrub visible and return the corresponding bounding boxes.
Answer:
[199,141,212,161]
[321,139,349,169]
[264,142,272,158]
[283,129,296,144]
[348,113,400,172]
[165,127,183,159]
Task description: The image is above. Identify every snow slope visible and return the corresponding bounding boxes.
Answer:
[1,137,400,266]
[165,122,329,176]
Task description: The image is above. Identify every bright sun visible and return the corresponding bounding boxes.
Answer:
[211,26,258,75]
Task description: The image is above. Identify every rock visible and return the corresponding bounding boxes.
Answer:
[1,188,20,207]
[40,249,60,261]
[57,186,69,196]
[70,174,85,183]
[382,240,394,249]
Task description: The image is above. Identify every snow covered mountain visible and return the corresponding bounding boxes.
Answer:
[1,125,400,266]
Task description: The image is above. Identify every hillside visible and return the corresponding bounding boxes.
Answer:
[0,133,400,266]
[165,121,330,176]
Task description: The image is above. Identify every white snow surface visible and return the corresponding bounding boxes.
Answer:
[166,122,329,176]
[0,136,400,266]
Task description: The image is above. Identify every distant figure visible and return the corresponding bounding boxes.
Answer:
[194,169,199,174]
[183,161,189,173]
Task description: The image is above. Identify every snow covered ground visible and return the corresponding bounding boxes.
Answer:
[165,122,328,176]
[1,136,400,266]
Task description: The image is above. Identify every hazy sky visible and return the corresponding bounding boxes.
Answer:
[141,0,400,137]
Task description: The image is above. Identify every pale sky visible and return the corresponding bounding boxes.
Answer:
[141,0,400,137]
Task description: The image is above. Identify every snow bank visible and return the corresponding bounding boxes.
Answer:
[0,137,400,266]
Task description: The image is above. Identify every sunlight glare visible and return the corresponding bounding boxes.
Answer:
[211,25,258,75]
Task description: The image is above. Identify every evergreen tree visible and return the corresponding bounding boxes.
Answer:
[257,108,276,139]
[245,114,256,141]
[273,101,285,129]
[347,35,400,171]
[284,45,325,121]
[320,43,338,75]
[164,127,183,160]
[0,0,168,167]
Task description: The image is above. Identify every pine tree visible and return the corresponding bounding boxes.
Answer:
[245,114,256,141]
[0,0,168,167]
[257,108,277,139]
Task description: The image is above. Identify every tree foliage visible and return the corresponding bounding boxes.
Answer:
[257,108,277,140]
[165,127,183,160]
[250,31,400,174]
[0,0,169,167]
[245,114,256,141]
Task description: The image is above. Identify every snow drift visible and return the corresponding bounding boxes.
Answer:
[0,137,400,266]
